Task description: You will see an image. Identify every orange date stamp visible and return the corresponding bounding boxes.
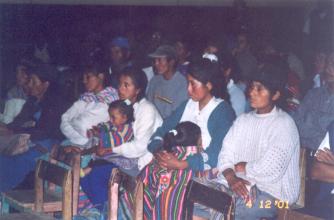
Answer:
[259,200,289,209]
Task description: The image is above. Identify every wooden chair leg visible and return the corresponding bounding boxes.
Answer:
[185,202,194,220]
[108,183,119,220]
[108,168,121,220]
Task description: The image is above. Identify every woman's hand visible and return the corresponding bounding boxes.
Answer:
[96,146,106,157]
[155,151,188,170]
[235,162,247,173]
[87,126,100,138]
[64,146,82,154]
[223,168,250,200]
[316,148,334,165]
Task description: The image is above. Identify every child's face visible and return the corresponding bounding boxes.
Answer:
[109,108,127,126]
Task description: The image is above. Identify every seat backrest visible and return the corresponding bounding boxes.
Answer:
[293,147,307,209]
[108,168,143,220]
[35,158,73,220]
[185,179,234,220]
[50,144,81,215]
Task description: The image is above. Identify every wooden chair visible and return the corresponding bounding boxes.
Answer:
[184,178,235,220]
[1,147,80,217]
[0,158,73,220]
[50,144,81,216]
[291,147,307,209]
[277,209,323,220]
[108,168,143,220]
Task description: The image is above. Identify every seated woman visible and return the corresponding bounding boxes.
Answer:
[141,121,202,219]
[79,67,162,210]
[60,64,118,148]
[195,64,300,220]
[0,65,70,192]
[81,99,135,177]
[147,58,235,219]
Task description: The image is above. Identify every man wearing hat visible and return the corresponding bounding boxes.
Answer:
[146,45,188,119]
[107,36,132,88]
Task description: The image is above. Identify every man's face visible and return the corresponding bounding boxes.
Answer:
[153,57,174,76]
[237,35,248,51]
[110,46,125,65]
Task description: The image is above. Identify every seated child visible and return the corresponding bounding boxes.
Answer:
[81,99,135,177]
[75,99,135,217]
[140,121,202,220]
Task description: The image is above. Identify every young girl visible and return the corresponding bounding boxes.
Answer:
[76,99,135,219]
[140,121,202,220]
[82,99,135,176]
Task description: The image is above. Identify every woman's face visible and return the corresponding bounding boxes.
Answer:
[186,74,212,102]
[118,75,139,103]
[16,65,28,86]
[248,81,278,114]
[83,72,104,93]
[28,74,48,98]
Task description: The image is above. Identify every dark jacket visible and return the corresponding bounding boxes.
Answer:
[7,85,71,141]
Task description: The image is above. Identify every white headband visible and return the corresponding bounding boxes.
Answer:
[169,129,178,136]
[202,53,218,63]
[124,99,131,106]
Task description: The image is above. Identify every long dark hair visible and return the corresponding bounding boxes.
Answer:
[188,58,228,100]
[119,66,148,102]
[163,121,201,152]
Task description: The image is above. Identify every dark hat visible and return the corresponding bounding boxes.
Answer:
[148,45,177,60]
[251,64,287,92]
[27,64,58,83]
[111,37,130,50]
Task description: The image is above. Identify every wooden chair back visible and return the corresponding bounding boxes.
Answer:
[293,147,307,209]
[108,168,143,220]
[50,144,81,215]
[34,158,73,220]
[184,178,234,220]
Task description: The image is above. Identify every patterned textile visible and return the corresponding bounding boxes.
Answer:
[79,86,118,104]
[93,122,137,170]
[140,146,198,220]
[78,189,94,211]
[97,122,134,154]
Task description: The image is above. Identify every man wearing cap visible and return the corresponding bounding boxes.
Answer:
[107,36,132,88]
[146,45,188,119]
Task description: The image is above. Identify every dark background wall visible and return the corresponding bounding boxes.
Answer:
[0,3,331,96]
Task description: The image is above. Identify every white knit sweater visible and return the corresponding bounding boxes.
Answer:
[217,107,300,203]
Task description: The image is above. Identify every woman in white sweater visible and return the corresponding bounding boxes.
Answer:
[194,64,300,220]
[80,67,162,208]
[60,65,119,147]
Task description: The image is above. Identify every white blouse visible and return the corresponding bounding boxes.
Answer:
[180,97,222,150]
